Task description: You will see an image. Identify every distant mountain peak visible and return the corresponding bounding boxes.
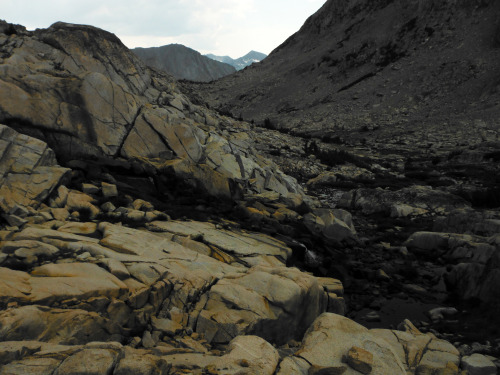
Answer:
[205,51,267,71]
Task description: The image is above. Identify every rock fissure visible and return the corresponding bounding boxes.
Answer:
[140,112,176,154]
[113,105,145,158]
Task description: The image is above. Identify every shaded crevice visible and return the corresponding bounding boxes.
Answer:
[113,105,145,158]
[337,71,376,92]
[391,331,410,367]
[206,243,252,268]
[141,115,176,156]
[1,117,75,140]
[415,338,433,368]
[295,354,313,367]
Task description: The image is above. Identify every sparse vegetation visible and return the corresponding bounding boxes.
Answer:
[303,139,370,168]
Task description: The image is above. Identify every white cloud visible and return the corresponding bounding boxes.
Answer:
[3,0,326,57]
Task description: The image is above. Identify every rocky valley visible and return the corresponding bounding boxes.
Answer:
[0,0,500,374]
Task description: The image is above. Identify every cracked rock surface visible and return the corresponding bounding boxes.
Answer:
[0,19,483,375]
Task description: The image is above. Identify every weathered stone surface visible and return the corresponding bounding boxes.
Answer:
[49,185,69,208]
[303,208,357,244]
[210,335,280,375]
[0,16,481,375]
[405,230,500,304]
[58,222,98,236]
[295,313,406,374]
[434,208,500,237]
[339,186,470,216]
[147,220,293,263]
[371,322,460,374]
[461,353,497,375]
[1,240,59,258]
[198,266,328,345]
[0,125,69,212]
[307,164,375,187]
[0,357,62,375]
[100,258,130,280]
[390,204,428,218]
[113,347,170,375]
[276,356,310,375]
[0,261,127,307]
[0,306,120,344]
[65,191,100,219]
[346,346,374,374]
[34,262,126,303]
[54,348,119,375]
[101,182,118,198]
[151,317,183,337]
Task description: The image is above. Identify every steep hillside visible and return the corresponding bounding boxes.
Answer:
[206,50,267,70]
[191,0,500,140]
[133,43,235,82]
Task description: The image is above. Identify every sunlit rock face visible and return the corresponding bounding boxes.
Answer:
[0,20,304,201]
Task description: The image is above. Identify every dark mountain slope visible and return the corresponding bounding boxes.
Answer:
[133,44,235,82]
[190,0,500,139]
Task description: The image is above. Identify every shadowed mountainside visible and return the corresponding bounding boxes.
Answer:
[133,44,236,82]
[189,0,500,140]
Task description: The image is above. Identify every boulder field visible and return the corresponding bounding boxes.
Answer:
[0,20,499,374]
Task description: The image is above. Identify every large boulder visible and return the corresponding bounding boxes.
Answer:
[210,335,280,375]
[0,125,69,213]
[371,320,460,374]
[0,21,305,203]
[292,313,406,374]
[405,230,500,304]
[197,265,329,345]
[461,353,497,375]
[303,208,357,244]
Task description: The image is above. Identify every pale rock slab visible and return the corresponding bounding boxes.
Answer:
[461,353,497,375]
[0,125,69,212]
[295,313,406,375]
[0,305,120,344]
[210,335,280,375]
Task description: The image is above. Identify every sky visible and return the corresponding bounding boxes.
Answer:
[2,0,325,58]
